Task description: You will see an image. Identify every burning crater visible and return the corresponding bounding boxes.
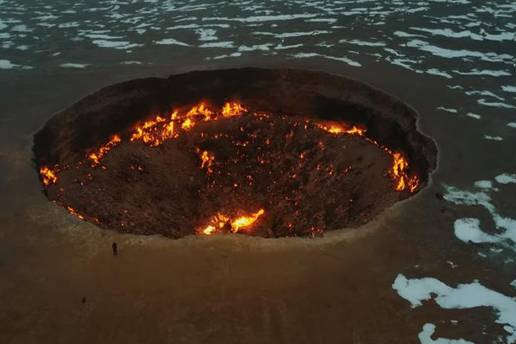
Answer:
[34,68,437,238]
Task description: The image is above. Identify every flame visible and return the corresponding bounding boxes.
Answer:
[222,102,246,117]
[316,122,366,136]
[130,112,178,147]
[231,209,265,233]
[390,152,419,192]
[200,213,230,235]
[130,102,246,147]
[88,135,121,166]
[40,166,58,186]
[181,118,194,130]
[199,208,265,235]
[186,103,214,119]
[199,150,215,173]
[66,206,85,220]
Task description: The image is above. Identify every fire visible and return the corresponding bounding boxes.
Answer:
[181,118,194,130]
[199,150,215,173]
[315,120,418,191]
[199,208,265,235]
[316,122,366,136]
[222,102,246,117]
[130,112,178,147]
[186,103,214,119]
[231,209,265,232]
[40,166,58,186]
[66,206,85,220]
[130,102,247,147]
[88,135,121,166]
[390,152,419,192]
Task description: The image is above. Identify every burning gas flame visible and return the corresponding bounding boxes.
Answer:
[199,208,265,235]
[130,102,247,147]
[389,151,419,192]
[130,111,178,147]
[316,122,366,136]
[88,135,121,166]
[186,103,214,119]
[66,206,85,220]
[222,102,246,117]
[39,166,58,186]
[199,150,215,174]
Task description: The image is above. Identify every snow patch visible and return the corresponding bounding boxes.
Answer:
[291,52,361,67]
[393,274,516,343]
[495,174,516,185]
[60,63,90,69]
[155,38,190,46]
[454,218,499,244]
[418,323,474,344]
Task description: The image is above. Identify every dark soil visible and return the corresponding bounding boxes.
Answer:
[45,113,401,238]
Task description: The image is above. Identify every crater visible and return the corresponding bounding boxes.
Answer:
[33,68,437,238]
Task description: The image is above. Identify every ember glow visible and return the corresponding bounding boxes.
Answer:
[199,209,265,235]
[38,100,422,237]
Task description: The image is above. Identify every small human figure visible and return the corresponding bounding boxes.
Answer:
[112,242,118,256]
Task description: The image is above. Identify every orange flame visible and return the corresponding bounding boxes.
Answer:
[390,152,419,192]
[40,166,58,186]
[130,102,246,147]
[66,206,85,220]
[222,102,246,117]
[88,135,121,166]
[186,103,214,119]
[231,209,265,233]
[199,150,215,173]
[316,122,366,136]
[199,208,265,235]
[130,112,178,147]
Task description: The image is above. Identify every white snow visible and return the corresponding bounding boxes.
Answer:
[60,63,90,69]
[444,184,516,246]
[484,135,503,141]
[291,52,361,67]
[0,59,17,69]
[466,113,481,120]
[200,41,234,48]
[426,68,453,79]
[502,86,516,93]
[406,39,512,63]
[393,274,516,343]
[454,218,499,244]
[474,180,493,189]
[495,174,516,185]
[155,38,190,46]
[455,69,511,77]
[202,14,317,23]
[92,39,142,50]
[437,107,458,113]
[418,323,474,344]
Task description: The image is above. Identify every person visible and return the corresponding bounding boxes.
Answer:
[112,242,118,256]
